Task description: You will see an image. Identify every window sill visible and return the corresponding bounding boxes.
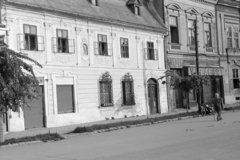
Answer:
[54,52,75,55]
[95,54,112,57]
[146,59,158,61]
[98,106,114,111]
[20,50,44,53]
[119,57,130,60]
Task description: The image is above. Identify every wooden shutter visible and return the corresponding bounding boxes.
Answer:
[37,35,45,51]
[68,39,75,53]
[17,33,25,50]
[154,49,158,60]
[108,43,113,56]
[94,42,99,55]
[57,85,74,114]
[144,48,148,60]
[52,37,58,53]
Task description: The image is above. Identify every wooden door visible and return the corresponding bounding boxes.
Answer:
[24,86,45,129]
[148,79,159,114]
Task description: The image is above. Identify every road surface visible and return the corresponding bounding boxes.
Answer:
[1,111,240,160]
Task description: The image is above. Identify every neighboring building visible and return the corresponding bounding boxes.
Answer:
[1,0,167,132]
[216,0,240,106]
[154,0,222,110]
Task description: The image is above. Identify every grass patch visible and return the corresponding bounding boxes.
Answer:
[72,112,199,134]
[0,133,64,146]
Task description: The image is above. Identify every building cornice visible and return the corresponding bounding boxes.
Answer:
[5,1,167,34]
[189,0,218,6]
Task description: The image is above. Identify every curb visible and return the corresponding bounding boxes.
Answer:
[0,140,42,148]
[65,114,201,138]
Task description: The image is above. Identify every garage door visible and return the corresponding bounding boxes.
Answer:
[24,86,45,129]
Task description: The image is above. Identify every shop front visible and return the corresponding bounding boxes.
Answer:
[167,55,224,109]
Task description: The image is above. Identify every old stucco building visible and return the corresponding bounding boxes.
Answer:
[216,0,240,106]
[1,0,168,132]
[154,0,223,110]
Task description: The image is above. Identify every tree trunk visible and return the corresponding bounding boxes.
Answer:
[0,112,4,143]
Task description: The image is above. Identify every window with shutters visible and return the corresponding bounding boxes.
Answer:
[99,72,113,107]
[227,27,233,48]
[17,24,45,51]
[122,73,135,105]
[52,29,75,53]
[120,38,129,58]
[97,34,109,56]
[135,6,140,15]
[145,42,158,60]
[204,23,212,47]
[24,25,37,51]
[234,27,239,48]
[57,85,75,114]
[188,20,196,46]
[57,29,69,53]
[169,16,179,44]
[232,69,240,89]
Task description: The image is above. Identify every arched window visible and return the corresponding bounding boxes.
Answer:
[122,73,135,105]
[99,72,113,107]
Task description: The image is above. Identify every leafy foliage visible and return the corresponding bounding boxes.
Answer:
[162,70,210,94]
[0,45,42,112]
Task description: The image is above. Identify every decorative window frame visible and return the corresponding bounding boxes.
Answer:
[166,3,182,50]
[98,72,114,107]
[185,8,199,52]
[202,11,215,53]
[94,31,113,57]
[118,34,132,59]
[144,40,158,61]
[51,27,75,54]
[121,73,135,106]
[17,22,45,53]
[225,22,239,49]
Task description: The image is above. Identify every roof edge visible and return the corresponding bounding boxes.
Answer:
[4,1,167,34]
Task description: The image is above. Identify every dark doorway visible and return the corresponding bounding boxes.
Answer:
[202,76,224,104]
[171,69,184,108]
[147,78,159,114]
[24,86,45,129]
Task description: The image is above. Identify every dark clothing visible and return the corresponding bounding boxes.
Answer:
[213,98,224,121]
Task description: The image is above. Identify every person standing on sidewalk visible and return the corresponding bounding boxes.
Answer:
[213,93,224,121]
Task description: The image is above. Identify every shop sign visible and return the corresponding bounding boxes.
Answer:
[188,67,222,76]
[184,57,219,67]
[167,58,183,68]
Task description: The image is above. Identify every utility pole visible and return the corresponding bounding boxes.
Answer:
[194,19,201,113]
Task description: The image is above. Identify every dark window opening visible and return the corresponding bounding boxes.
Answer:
[57,29,69,53]
[24,24,37,51]
[122,73,135,105]
[233,69,240,89]
[169,16,179,44]
[120,38,129,58]
[147,42,155,60]
[99,72,113,107]
[98,34,108,56]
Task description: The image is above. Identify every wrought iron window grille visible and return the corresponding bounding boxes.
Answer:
[99,72,114,107]
[122,73,135,105]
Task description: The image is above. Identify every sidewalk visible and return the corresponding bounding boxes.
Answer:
[5,108,198,140]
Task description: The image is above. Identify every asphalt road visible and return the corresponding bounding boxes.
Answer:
[1,111,240,160]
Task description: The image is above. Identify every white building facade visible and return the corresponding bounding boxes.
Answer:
[2,0,168,132]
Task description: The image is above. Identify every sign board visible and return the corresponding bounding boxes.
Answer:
[188,67,223,76]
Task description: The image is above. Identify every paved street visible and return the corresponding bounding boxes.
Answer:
[1,111,240,160]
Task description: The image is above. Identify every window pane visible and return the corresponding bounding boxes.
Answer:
[170,26,179,43]
[24,25,30,34]
[170,16,177,26]
[188,20,194,28]
[62,30,68,38]
[30,26,36,34]
[204,23,210,31]
[103,35,107,42]
[98,35,102,42]
[57,30,62,38]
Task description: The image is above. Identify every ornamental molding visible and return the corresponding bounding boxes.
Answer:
[96,57,111,66]
[55,55,71,64]
[119,59,131,67]
[16,17,42,24]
